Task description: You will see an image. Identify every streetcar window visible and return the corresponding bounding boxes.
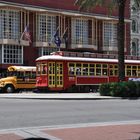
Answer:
[126,65,131,76]
[57,63,63,75]
[60,64,63,75]
[41,63,47,75]
[109,70,113,76]
[89,64,95,75]
[109,64,118,76]
[138,66,140,76]
[69,63,75,75]
[59,76,63,85]
[69,63,109,76]
[127,70,131,76]
[69,67,75,75]
[114,65,118,69]
[127,65,131,69]
[110,65,113,68]
[102,64,108,76]
[132,65,137,76]
[96,64,101,76]
[76,68,81,75]
[49,63,55,74]
[76,63,81,75]
[125,65,139,77]
[36,63,41,75]
[83,64,89,75]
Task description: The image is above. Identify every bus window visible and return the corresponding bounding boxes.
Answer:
[32,72,36,79]
[17,71,24,78]
[25,71,30,77]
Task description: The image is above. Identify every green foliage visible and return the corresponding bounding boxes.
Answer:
[135,81,140,97]
[75,0,116,11]
[124,81,137,97]
[99,81,140,97]
[75,0,140,12]
[99,83,111,96]
[110,82,125,97]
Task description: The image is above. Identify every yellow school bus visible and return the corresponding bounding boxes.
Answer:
[0,66,36,93]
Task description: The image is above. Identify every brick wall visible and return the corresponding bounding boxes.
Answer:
[3,0,130,18]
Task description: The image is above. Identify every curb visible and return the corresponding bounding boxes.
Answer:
[0,93,121,100]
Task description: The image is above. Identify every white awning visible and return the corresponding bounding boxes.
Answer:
[23,6,46,12]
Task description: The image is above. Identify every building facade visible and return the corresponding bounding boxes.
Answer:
[0,0,130,72]
[131,0,140,56]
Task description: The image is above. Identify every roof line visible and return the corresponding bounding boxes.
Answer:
[0,1,130,22]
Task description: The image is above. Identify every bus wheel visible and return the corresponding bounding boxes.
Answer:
[5,85,15,93]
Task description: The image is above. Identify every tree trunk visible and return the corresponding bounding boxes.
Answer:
[118,0,126,81]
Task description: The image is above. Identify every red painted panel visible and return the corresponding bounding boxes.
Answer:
[36,76,48,87]
[108,77,118,82]
[76,76,108,85]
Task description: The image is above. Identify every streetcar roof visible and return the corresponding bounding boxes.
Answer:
[8,66,36,71]
[36,55,140,64]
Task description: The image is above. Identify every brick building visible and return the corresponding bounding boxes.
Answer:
[0,0,130,72]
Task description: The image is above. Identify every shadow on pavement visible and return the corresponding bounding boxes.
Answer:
[22,138,50,140]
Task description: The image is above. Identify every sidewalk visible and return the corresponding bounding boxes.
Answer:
[0,92,120,100]
[0,121,140,140]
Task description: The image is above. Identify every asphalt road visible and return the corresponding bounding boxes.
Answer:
[0,98,140,130]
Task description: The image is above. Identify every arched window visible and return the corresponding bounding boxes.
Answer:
[132,6,137,12]
[131,40,139,56]
[132,20,138,33]
[132,42,137,55]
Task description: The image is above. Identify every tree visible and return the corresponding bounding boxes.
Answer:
[75,0,140,81]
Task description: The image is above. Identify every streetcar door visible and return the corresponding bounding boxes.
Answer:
[48,62,63,88]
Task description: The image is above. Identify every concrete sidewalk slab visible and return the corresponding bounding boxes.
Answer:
[0,93,120,100]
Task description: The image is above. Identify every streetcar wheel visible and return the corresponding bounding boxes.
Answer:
[5,85,15,93]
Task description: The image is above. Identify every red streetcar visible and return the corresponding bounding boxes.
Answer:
[35,51,140,92]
